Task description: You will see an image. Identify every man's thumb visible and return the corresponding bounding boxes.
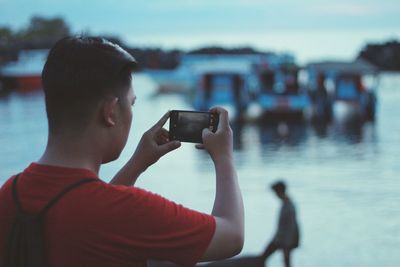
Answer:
[202,128,212,138]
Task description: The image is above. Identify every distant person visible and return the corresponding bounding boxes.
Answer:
[0,37,244,267]
[204,73,212,101]
[315,73,332,122]
[259,181,299,267]
[232,74,244,113]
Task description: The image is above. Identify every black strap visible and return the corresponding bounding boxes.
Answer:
[12,174,99,217]
[12,174,24,213]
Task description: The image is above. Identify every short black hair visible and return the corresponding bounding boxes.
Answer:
[271,180,286,194]
[42,36,137,134]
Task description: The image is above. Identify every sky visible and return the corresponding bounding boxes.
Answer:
[1,0,399,63]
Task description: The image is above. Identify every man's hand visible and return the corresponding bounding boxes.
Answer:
[196,107,245,261]
[132,111,181,174]
[110,111,180,186]
[197,107,233,163]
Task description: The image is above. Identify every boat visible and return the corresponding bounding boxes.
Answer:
[0,49,48,92]
[306,60,378,121]
[194,71,251,116]
[190,55,258,117]
[254,62,311,120]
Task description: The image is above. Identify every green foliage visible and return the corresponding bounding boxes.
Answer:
[358,40,400,71]
[0,16,70,47]
[0,27,14,45]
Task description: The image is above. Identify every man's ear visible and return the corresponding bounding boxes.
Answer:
[101,97,119,127]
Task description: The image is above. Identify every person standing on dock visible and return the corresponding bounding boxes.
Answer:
[260,180,299,267]
[0,36,244,267]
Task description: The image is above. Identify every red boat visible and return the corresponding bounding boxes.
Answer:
[0,49,48,92]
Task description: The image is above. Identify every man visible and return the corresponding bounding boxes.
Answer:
[260,181,299,267]
[0,36,244,267]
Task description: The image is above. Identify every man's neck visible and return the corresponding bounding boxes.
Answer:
[38,133,102,174]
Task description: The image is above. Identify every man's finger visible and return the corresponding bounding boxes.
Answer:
[195,144,205,149]
[150,111,170,132]
[155,135,168,145]
[209,106,229,130]
[159,128,169,138]
[159,140,181,155]
[202,128,212,139]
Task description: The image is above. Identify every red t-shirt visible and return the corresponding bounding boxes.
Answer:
[0,163,215,267]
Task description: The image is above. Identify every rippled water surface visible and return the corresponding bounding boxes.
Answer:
[1,73,399,267]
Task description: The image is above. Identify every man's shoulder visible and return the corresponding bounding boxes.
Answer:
[86,182,170,206]
[96,182,158,197]
[0,175,16,201]
[0,174,18,193]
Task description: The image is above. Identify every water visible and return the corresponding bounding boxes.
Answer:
[1,73,399,267]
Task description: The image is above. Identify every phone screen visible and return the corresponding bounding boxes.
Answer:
[169,111,218,143]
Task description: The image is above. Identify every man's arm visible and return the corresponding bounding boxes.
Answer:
[198,107,245,261]
[110,156,144,186]
[110,111,180,186]
[112,107,245,261]
[201,158,244,260]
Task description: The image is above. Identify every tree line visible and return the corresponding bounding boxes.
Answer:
[1,16,399,70]
[0,16,271,70]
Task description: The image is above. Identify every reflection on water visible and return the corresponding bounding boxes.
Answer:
[233,120,307,150]
[0,73,399,267]
[232,117,376,153]
[258,121,307,148]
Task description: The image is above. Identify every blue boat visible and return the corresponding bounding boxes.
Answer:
[190,56,258,117]
[255,64,311,120]
[194,72,251,115]
[306,60,378,121]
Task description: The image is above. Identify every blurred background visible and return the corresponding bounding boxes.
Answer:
[1,1,400,266]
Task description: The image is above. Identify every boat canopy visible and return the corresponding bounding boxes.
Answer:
[0,49,48,77]
[306,59,378,75]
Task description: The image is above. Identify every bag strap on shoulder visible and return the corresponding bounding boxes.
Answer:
[12,174,24,214]
[12,174,100,217]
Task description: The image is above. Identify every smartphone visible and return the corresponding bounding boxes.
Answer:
[169,110,219,143]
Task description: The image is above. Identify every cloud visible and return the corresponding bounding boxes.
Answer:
[310,3,377,16]
[141,0,272,10]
